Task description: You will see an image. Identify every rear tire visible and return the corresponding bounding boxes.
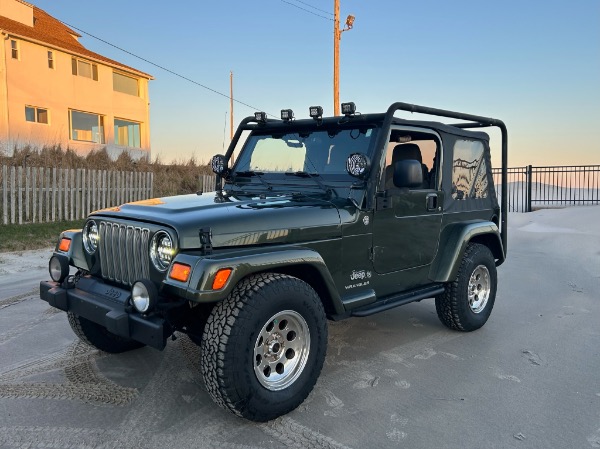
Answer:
[200,273,327,422]
[435,243,497,331]
[67,312,145,353]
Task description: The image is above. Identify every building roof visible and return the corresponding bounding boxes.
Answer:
[14,0,35,9]
[0,6,152,79]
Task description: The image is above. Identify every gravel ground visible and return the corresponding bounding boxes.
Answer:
[0,207,599,449]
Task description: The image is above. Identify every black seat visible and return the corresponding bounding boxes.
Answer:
[385,143,429,189]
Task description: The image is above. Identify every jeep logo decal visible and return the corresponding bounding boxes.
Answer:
[350,270,372,281]
[104,288,122,299]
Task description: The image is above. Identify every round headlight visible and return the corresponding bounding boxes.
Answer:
[49,255,69,283]
[150,231,174,271]
[131,279,158,313]
[83,220,99,254]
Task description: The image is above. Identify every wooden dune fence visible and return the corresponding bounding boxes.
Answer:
[199,174,216,194]
[1,165,153,225]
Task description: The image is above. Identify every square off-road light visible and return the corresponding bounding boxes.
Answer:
[281,109,294,121]
[309,106,323,120]
[341,102,356,116]
[254,111,267,123]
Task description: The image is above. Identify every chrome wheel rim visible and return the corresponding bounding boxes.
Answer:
[468,265,491,313]
[253,310,310,391]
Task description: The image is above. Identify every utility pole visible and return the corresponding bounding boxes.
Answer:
[333,0,340,116]
[333,1,354,116]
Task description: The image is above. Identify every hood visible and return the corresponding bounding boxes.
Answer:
[90,192,344,249]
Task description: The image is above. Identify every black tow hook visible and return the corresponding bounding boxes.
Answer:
[61,270,84,289]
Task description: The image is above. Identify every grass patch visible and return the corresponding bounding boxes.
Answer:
[0,220,85,252]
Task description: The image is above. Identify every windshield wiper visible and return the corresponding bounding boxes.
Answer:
[285,171,333,197]
[233,170,272,190]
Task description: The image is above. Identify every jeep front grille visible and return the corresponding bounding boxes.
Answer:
[98,222,150,286]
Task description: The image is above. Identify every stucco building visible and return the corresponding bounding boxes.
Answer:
[0,0,152,159]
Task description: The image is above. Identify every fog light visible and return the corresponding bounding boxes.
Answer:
[131,279,158,313]
[49,255,69,283]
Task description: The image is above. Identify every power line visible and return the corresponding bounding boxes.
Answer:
[292,0,334,17]
[277,0,333,21]
[59,21,277,117]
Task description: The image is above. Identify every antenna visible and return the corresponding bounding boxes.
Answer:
[222,111,227,150]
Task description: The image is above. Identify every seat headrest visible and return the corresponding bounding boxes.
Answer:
[391,143,422,164]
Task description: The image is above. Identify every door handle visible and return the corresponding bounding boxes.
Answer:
[426,193,438,211]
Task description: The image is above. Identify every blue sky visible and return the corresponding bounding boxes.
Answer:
[33,0,600,167]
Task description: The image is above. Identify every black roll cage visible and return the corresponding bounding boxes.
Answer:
[377,102,508,254]
[220,102,508,254]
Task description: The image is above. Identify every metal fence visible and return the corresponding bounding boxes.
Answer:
[492,165,600,212]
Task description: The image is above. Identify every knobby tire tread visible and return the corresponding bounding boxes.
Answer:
[200,273,326,421]
[67,312,144,353]
[435,243,495,331]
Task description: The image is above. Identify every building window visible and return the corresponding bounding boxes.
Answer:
[11,40,19,59]
[113,72,139,96]
[69,110,105,143]
[71,57,98,80]
[48,50,54,69]
[25,106,49,124]
[114,119,141,148]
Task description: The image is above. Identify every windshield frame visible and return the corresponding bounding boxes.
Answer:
[229,124,381,186]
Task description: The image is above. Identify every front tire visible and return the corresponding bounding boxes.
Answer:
[200,273,327,422]
[435,243,497,331]
[67,312,145,353]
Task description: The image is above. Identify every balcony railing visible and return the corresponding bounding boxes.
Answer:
[492,165,600,212]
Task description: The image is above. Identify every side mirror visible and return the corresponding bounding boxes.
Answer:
[211,154,227,176]
[393,159,423,189]
[346,153,370,178]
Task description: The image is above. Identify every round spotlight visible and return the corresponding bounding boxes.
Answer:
[150,231,174,272]
[49,255,69,283]
[131,279,158,313]
[346,153,371,178]
[83,220,99,254]
[211,154,227,175]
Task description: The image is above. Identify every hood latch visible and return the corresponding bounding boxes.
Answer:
[199,227,213,255]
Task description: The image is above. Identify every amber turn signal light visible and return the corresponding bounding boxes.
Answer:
[212,268,232,290]
[58,237,71,252]
[169,262,191,282]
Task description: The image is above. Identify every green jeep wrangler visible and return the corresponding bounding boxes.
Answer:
[40,101,508,422]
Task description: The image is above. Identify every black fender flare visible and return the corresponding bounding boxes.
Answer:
[429,221,505,283]
[164,246,344,315]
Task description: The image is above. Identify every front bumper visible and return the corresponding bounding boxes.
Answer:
[40,277,171,350]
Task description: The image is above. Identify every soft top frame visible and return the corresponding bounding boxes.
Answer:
[222,102,508,254]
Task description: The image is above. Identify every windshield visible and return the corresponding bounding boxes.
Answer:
[233,127,378,177]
